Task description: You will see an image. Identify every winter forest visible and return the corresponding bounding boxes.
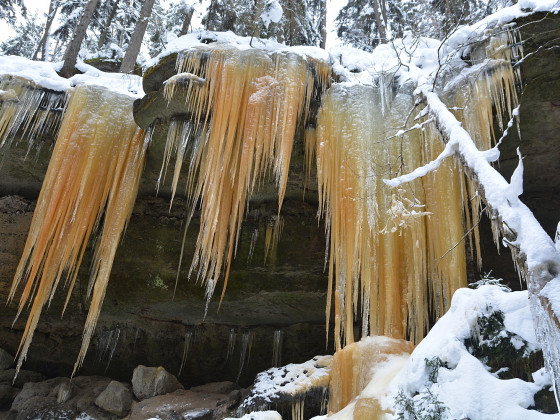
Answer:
[1,0,560,419]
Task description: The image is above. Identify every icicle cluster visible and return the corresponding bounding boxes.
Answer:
[312,83,472,348]
[7,85,147,377]
[0,76,67,162]
[160,44,331,305]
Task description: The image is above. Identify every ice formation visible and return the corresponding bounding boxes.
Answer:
[0,76,67,161]
[313,82,474,348]
[328,336,414,418]
[1,3,559,413]
[5,84,147,377]
[159,44,331,306]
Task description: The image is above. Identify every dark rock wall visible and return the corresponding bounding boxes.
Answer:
[0,118,333,386]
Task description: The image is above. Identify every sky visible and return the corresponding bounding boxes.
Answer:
[2,0,348,51]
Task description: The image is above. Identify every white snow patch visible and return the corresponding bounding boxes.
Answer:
[260,0,283,29]
[225,411,282,420]
[388,286,553,419]
[242,355,331,408]
[0,55,143,97]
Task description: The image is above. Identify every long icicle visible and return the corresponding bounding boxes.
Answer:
[7,84,146,377]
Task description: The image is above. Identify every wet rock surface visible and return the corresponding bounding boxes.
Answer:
[0,139,331,385]
[132,365,183,400]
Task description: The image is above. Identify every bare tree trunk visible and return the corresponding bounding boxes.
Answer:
[249,0,265,44]
[120,0,156,74]
[371,0,387,44]
[32,0,59,61]
[97,0,120,49]
[319,0,327,49]
[179,6,194,36]
[59,0,101,78]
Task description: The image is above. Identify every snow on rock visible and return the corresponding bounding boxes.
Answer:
[239,355,331,413]
[389,285,554,420]
[145,29,330,70]
[306,286,554,420]
[0,55,143,97]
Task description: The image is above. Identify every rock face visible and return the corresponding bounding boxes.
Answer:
[0,384,19,409]
[0,369,44,388]
[132,365,183,400]
[473,12,560,285]
[0,91,331,386]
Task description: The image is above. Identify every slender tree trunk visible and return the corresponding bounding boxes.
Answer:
[249,0,265,45]
[371,0,387,44]
[319,0,327,49]
[59,0,101,78]
[32,0,59,61]
[97,0,120,49]
[120,0,156,74]
[179,6,194,36]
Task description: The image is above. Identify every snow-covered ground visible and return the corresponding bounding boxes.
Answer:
[239,285,557,419]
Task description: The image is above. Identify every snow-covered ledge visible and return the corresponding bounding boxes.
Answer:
[386,85,560,409]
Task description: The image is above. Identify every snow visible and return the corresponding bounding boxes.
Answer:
[242,286,555,420]
[240,355,331,410]
[225,411,282,420]
[389,285,555,420]
[260,0,283,29]
[144,30,331,70]
[0,55,143,97]
[541,278,560,316]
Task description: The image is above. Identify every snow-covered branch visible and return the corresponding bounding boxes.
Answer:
[387,84,560,405]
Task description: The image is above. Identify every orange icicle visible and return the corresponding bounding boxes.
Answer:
[7,85,146,377]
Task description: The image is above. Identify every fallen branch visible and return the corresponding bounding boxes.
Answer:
[387,85,560,407]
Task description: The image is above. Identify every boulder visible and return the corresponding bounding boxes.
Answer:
[9,375,113,418]
[226,389,242,409]
[11,377,67,412]
[70,376,112,412]
[54,380,76,403]
[0,348,13,370]
[95,380,133,417]
[131,365,183,400]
